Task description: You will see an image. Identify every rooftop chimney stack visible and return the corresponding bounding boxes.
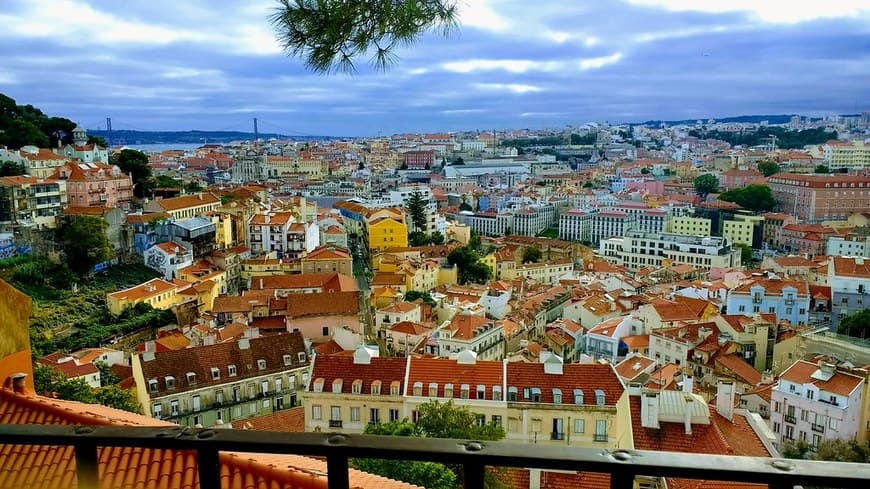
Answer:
[682,371,694,394]
[11,373,27,394]
[716,380,735,422]
[640,391,660,429]
[684,395,693,434]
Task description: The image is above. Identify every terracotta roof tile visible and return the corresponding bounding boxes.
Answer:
[239,406,305,433]
[152,193,220,211]
[506,363,624,406]
[309,356,407,395]
[779,360,863,397]
[715,354,762,386]
[407,357,503,400]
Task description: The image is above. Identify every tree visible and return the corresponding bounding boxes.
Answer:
[582,181,594,188]
[428,231,445,245]
[4,119,50,148]
[838,309,870,339]
[112,149,152,198]
[33,364,140,413]
[459,201,473,212]
[640,167,650,174]
[184,181,203,193]
[694,173,719,197]
[271,0,458,73]
[757,160,781,177]
[815,164,830,174]
[521,245,542,264]
[87,135,108,147]
[718,184,777,213]
[782,439,869,463]
[59,216,113,275]
[415,400,505,441]
[0,160,26,176]
[95,385,141,413]
[736,243,754,265]
[95,361,121,386]
[403,290,437,307]
[448,246,492,285]
[154,174,183,188]
[407,190,427,232]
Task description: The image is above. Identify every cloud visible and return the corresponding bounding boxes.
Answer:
[626,0,869,24]
[578,52,624,70]
[442,59,565,73]
[474,83,543,94]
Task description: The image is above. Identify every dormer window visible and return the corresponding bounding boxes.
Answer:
[332,379,343,393]
[595,389,605,406]
[371,380,382,395]
[530,387,541,403]
[313,378,325,393]
[283,354,292,366]
[428,382,438,397]
[352,379,363,394]
[444,383,454,398]
[413,381,423,396]
[298,352,307,363]
[210,368,220,380]
[476,385,486,400]
[493,386,502,401]
[148,379,159,393]
[460,384,470,399]
[574,389,584,405]
[553,388,562,404]
[507,386,518,402]
[257,359,266,370]
[165,376,175,390]
[390,381,401,396]
[228,365,237,377]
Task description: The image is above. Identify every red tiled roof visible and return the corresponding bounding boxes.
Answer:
[832,256,870,278]
[615,355,656,381]
[779,360,864,397]
[239,406,305,433]
[152,193,220,211]
[308,355,406,395]
[38,353,99,379]
[286,291,359,318]
[506,363,624,406]
[407,357,503,400]
[715,354,762,386]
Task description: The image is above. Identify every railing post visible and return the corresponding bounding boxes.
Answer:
[326,454,349,489]
[197,447,221,489]
[464,462,485,489]
[75,441,99,489]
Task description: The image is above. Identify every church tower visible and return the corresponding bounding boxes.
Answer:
[72,125,87,146]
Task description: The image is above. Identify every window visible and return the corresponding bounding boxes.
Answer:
[807,390,814,400]
[574,389,584,405]
[552,388,562,404]
[476,385,485,400]
[460,384,470,399]
[297,352,307,363]
[170,399,179,416]
[153,403,163,418]
[428,382,438,397]
[275,378,283,392]
[444,383,453,398]
[773,422,780,433]
[215,389,224,404]
[388,408,400,422]
[193,415,202,426]
[390,381,400,396]
[371,380,382,395]
[492,415,502,428]
[322,326,329,336]
[476,414,486,427]
[192,395,201,412]
[350,407,361,422]
[786,307,792,315]
[774,401,781,413]
[312,405,322,420]
[530,387,541,403]
[233,386,241,402]
[257,359,266,370]
[331,406,341,422]
[594,419,608,442]
[595,389,605,406]
[283,354,292,366]
[185,372,197,385]
[369,408,380,424]
[413,381,423,396]
[332,379,343,393]
[574,418,585,434]
[352,379,363,394]
[148,379,159,393]
[165,376,176,390]
[785,425,794,440]
[507,386,518,402]
[492,386,502,401]
[211,368,220,380]
[738,305,745,312]
[228,365,237,377]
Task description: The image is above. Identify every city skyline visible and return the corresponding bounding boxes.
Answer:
[0,0,867,136]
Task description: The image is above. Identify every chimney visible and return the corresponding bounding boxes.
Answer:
[716,380,735,422]
[684,395,694,434]
[682,371,694,394]
[640,391,660,429]
[11,373,28,394]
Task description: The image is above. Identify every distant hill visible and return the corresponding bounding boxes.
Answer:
[636,114,800,126]
[87,129,334,145]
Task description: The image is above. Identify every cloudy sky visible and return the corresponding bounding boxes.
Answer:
[1,0,868,136]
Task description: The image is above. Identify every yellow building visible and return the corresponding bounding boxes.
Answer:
[177,262,227,313]
[722,215,759,246]
[240,257,300,286]
[481,252,497,279]
[210,213,236,249]
[145,193,221,220]
[106,278,184,315]
[669,217,712,236]
[367,214,408,253]
[824,140,869,170]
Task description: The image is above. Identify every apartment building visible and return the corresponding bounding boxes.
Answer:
[635,208,670,234]
[305,348,630,449]
[106,278,185,315]
[722,215,759,247]
[300,245,352,275]
[770,360,867,449]
[591,210,636,246]
[247,212,319,258]
[618,230,741,272]
[53,162,133,209]
[826,235,870,258]
[513,204,556,236]
[145,193,222,220]
[823,140,869,170]
[669,216,712,236]
[829,256,870,331]
[768,173,870,223]
[132,333,310,428]
[438,314,505,361]
[0,175,67,231]
[455,210,514,237]
[558,208,595,242]
[511,260,574,285]
[726,276,810,326]
[18,147,69,178]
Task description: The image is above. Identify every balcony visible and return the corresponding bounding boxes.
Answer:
[329,419,343,428]
[784,415,797,424]
[550,432,565,441]
[594,434,608,442]
[1,425,867,489]
[819,398,840,407]
[811,423,825,433]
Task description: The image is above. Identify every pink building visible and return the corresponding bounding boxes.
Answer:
[625,179,665,195]
[51,162,134,209]
[776,224,835,257]
[719,169,766,190]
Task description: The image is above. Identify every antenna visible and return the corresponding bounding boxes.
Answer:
[253,117,259,144]
[106,117,113,148]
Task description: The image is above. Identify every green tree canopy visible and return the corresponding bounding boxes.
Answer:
[0,160,26,176]
[448,245,492,284]
[59,216,113,275]
[687,127,835,149]
[718,184,778,213]
[838,309,870,339]
[815,164,830,173]
[33,364,140,413]
[735,243,754,265]
[782,438,870,463]
[407,190,428,232]
[112,149,152,198]
[459,201,473,212]
[757,160,781,177]
[271,0,458,73]
[87,135,108,147]
[521,245,543,264]
[402,290,437,307]
[694,173,719,197]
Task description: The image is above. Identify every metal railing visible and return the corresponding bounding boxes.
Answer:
[0,425,868,489]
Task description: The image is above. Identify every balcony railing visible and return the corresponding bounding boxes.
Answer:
[594,434,609,442]
[811,423,825,433]
[1,425,868,489]
[784,415,797,424]
[329,420,343,428]
[550,432,565,441]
